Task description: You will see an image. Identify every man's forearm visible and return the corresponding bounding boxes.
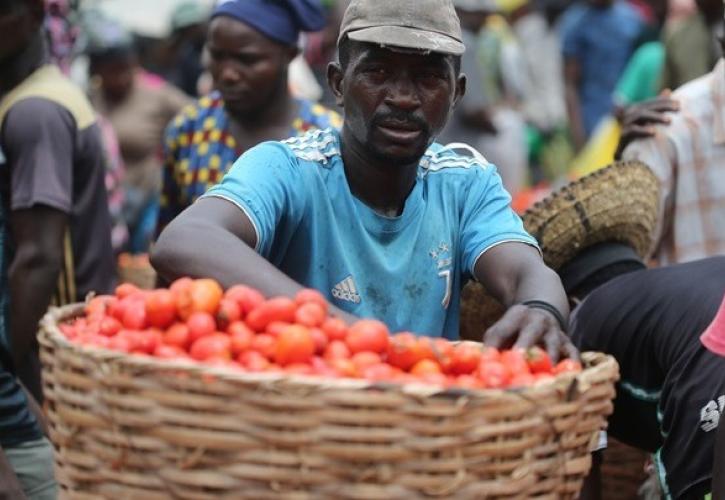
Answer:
[152,221,356,322]
[8,253,60,400]
[565,84,586,151]
[512,265,570,322]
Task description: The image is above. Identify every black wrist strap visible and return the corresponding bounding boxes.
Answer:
[521,300,568,332]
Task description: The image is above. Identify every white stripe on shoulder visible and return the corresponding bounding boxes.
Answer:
[282,128,339,163]
[420,142,490,173]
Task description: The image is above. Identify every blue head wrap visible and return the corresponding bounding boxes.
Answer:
[212,0,326,46]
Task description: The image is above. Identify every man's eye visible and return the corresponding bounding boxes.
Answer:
[363,66,388,77]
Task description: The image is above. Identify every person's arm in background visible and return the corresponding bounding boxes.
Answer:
[0,446,27,500]
[156,118,184,238]
[2,99,76,402]
[613,93,679,159]
[8,208,66,402]
[619,123,677,258]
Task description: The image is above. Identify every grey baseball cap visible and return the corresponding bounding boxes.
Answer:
[338,0,465,56]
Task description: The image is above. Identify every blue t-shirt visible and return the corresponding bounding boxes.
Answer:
[560,1,643,136]
[205,128,538,339]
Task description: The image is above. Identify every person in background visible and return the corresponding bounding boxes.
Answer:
[438,0,529,195]
[0,0,116,495]
[157,0,341,235]
[566,250,725,499]
[163,1,210,97]
[620,18,725,266]
[560,0,644,151]
[661,0,723,91]
[86,17,190,255]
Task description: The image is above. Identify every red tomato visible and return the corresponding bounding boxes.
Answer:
[417,372,448,386]
[228,321,254,356]
[265,321,292,338]
[310,327,328,354]
[170,277,194,319]
[216,298,241,331]
[190,279,224,315]
[154,344,187,359]
[85,295,114,318]
[225,285,265,314]
[145,289,176,329]
[431,338,455,372]
[448,343,482,375]
[321,317,348,341]
[250,333,277,359]
[115,283,141,299]
[311,356,337,377]
[361,363,396,382]
[164,323,191,350]
[480,346,501,363]
[59,323,76,339]
[246,297,297,332]
[294,302,327,328]
[324,340,351,361]
[410,359,442,376]
[346,320,390,354]
[500,349,531,376]
[478,361,511,389]
[285,363,314,375]
[455,375,483,389]
[136,329,162,354]
[238,350,270,371]
[107,335,131,352]
[190,333,231,361]
[351,351,382,370]
[275,325,315,366]
[98,317,122,337]
[526,346,553,374]
[121,301,147,330]
[387,332,432,371]
[186,312,216,343]
[294,288,328,312]
[552,359,583,375]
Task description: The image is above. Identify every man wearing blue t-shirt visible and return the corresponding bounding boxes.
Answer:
[153,0,576,359]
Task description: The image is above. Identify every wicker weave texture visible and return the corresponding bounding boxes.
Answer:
[40,305,619,499]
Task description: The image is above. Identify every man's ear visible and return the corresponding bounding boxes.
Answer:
[327,61,345,108]
[453,73,466,109]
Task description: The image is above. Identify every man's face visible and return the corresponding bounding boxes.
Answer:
[205,16,296,117]
[94,56,136,103]
[332,43,464,165]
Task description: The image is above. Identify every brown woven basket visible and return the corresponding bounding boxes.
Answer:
[39,304,619,500]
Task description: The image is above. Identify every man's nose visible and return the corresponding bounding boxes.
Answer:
[385,75,420,110]
[219,62,241,83]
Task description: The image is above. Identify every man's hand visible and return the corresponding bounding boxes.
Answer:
[483,304,579,362]
[614,92,680,159]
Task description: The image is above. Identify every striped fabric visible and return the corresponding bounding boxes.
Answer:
[622,59,725,265]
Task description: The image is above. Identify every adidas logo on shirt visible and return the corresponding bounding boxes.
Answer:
[332,275,361,304]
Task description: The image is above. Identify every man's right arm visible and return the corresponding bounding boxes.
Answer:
[151,197,357,322]
[564,57,586,152]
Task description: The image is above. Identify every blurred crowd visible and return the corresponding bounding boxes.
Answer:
[34,0,725,258]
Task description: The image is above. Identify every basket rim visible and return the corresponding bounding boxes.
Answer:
[41,303,619,399]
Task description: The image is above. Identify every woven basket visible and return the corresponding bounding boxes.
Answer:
[39,304,619,500]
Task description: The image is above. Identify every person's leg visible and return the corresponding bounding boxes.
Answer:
[3,437,57,500]
[0,445,27,500]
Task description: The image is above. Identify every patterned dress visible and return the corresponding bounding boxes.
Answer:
[158,91,342,232]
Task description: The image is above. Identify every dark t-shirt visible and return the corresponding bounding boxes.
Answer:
[571,257,725,498]
[0,68,115,447]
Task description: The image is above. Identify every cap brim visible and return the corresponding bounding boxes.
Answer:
[347,26,465,56]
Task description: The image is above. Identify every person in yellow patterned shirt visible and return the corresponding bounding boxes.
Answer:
[157,0,342,234]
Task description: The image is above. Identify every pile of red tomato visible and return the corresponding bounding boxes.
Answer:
[59,278,582,390]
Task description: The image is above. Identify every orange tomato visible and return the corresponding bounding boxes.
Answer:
[275,325,315,366]
[115,283,141,299]
[85,295,114,318]
[216,298,241,331]
[190,279,223,315]
[346,320,390,354]
[190,333,231,361]
[387,332,434,371]
[351,351,382,370]
[410,359,442,376]
[552,359,583,375]
[294,288,328,313]
[186,312,216,343]
[227,321,254,356]
[145,289,176,329]
[478,361,511,389]
[500,349,531,376]
[361,363,396,381]
[225,285,265,314]
[164,322,191,350]
[170,277,194,319]
[294,302,327,327]
[526,346,553,374]
[238,350,270,371]
[321,317,348,341]
[329,358,358,378]
[246,297,297,331]
[265,321,292,338]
